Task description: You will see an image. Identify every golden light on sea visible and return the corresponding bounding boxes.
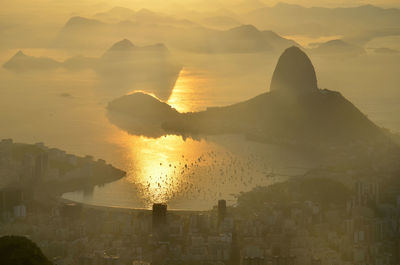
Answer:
[103,68,285,209]
[167,68,210,113]
[108,127,216,207]
[106,68,215,206]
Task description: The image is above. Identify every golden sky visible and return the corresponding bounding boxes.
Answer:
[1,0,399,15]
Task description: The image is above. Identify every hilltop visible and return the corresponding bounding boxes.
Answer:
[107,47,394,159]
[309,39,366,56]
[3,39,181,100]
[3,51,61,72]
[174,24,300,53]
[246,3,400,36]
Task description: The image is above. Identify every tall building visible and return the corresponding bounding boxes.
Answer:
[230,222,240,265]
[151,203,169,262]
[355,181,380,205]
[218,200,227,225]
[152,203,167,231]
[0,139,13,164]
[34,153,49,181]
[21,154,34,181]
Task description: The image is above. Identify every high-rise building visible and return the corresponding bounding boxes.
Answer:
[21,154,34,181]
[152,203,167,231]
[218,199,227,224]
[34,153,49,181]
[355,181,380,205]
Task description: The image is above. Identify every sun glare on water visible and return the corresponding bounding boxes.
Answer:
[109,127,214,206]
[167,68,211,113]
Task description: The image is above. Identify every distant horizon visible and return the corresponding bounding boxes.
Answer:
[1,0,400,18]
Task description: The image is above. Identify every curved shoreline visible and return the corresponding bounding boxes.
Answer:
[58,196,209,214]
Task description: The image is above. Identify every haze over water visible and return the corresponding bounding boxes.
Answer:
[1,0,400,210]
[0,52,313,210]
[0,44,399,210]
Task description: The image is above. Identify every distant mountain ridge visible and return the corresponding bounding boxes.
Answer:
[3,39,175,72]
[54,11,300,53]
[308,39,366,56]
[64,16,105,29]
[174,24,300,53]
[3,51,61,71]
[94,6,136,22]
[103,39,167,58]
[246,2,400,36]
[94,7,195,26]
[3,39,181,100]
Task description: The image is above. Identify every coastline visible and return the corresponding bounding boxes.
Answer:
[58,196,209,215]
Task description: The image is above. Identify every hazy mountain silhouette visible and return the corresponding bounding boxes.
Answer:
[63,16,105,29]
[96,39,182,100]
[101,39,168,62]
[108,46,390,155]
[176,24,299,53]
[371,47,399,54]
[131,8,195,27]
[246,3,400,37]
[93,7,197,28]
[309,39,366,56]
[3,51,61,72]
[345,28,400,46]
[98,38,178,64]
[105,38,136,52]
[53,10,196,50]
[54,11,298,53]
[200,15,242,29]
[53,16,109,48]
[94,6,136,22]
[177,7,242,30]
[3,39,181,99]
[3,51,97,72]
[95,7,195,27]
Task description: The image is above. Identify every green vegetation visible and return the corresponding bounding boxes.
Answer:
[236,177,352,212]
[11,144,43,161]
[0,236,53,265]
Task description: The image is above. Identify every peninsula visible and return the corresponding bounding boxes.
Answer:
[0,138,125,205]
[107,47,397,160]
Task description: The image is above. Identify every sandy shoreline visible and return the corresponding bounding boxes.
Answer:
[58,196,209,215]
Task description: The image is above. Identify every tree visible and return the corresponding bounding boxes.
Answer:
[0,235,53,265]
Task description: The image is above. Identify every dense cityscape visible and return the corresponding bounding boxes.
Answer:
[1,136,400,265]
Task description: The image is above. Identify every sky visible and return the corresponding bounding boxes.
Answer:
[262,0,400,8]
[1,0,399,16]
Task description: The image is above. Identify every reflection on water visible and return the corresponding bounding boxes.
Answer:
[1,51,399,210]
[104,129,306,209]
[62,68,313,210]
[167,68,211,112]
[110,131,201,204]
[64,68,318,210]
